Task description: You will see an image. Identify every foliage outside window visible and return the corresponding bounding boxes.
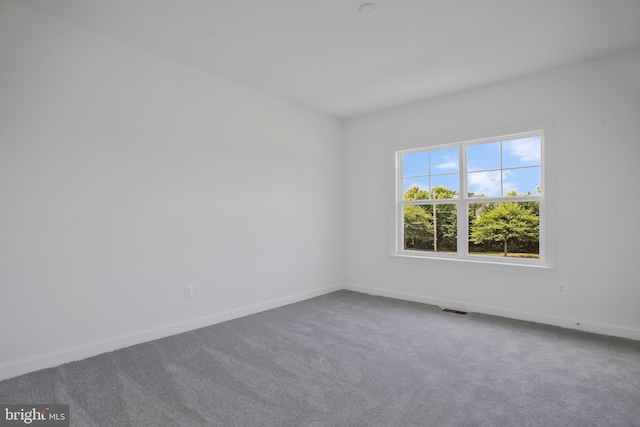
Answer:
[397,131,546,265]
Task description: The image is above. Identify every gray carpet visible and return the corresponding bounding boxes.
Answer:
[1,290,639,426]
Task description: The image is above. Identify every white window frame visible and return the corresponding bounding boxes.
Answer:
[394,125,554,270]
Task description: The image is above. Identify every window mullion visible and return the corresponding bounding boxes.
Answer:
[397,153,405,254]
[458,145,468,257]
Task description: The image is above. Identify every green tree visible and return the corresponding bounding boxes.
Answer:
[508,188,541,217]
[403,205,433,249]
[430,186,457,200]
[470,202,539,256]
[430,186,457,252]
[403,186,432,250]
[403,185,458,252]
[404,186,429,201]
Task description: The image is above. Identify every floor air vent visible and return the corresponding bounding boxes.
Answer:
[442,308,468,315]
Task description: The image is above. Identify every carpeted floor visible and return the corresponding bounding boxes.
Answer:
[1,290,639,426]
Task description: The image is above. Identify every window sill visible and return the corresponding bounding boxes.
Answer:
[389,253,556,276]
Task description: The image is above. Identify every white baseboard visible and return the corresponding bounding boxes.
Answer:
[3,282,638,381]
[0,284,342,381]
[343,283,640,341]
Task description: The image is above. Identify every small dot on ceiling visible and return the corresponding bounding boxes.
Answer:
[358,3,378,16]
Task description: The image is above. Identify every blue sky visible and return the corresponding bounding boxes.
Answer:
[403,136,541,197]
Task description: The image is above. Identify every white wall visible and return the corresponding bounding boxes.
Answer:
[343,48,640,340]
[0,1,343,380]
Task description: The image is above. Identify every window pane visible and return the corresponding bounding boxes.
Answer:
[403,178,430,198]
[431,174,459,198]
[403,152,429,176]
[403,204,457,253]
[467,170,501,197]
[502,136,541,168]
[467,141,500,172]
[468,201,539,258]
[430,147,459,173]
[503,167,541,196]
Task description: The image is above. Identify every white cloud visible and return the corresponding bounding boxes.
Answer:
[502,169,515,193]
[467,170,501,196]
[434,160,458,170]
[503,137,540,163]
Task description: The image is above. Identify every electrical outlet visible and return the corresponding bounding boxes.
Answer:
[556,282,567,294]
[184,284,194,298]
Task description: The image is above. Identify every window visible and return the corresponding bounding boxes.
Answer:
[396,129,548,266]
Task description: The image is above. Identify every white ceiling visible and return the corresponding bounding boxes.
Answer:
[16,0,640,119]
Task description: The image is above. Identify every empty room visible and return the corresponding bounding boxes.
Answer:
[1,0,639,425]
